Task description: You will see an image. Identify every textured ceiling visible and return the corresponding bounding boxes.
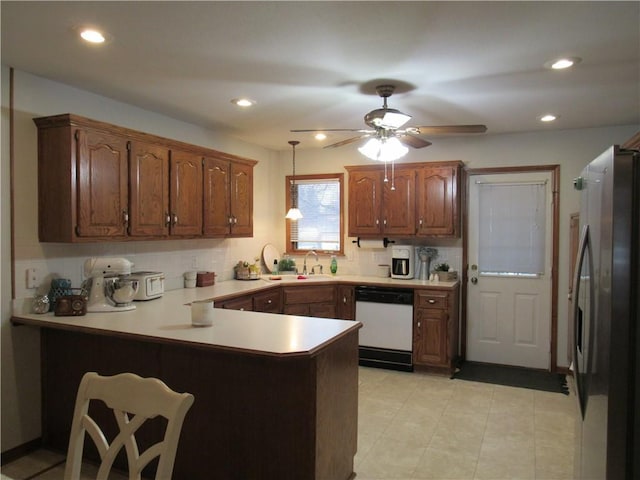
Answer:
[2,1,639,151]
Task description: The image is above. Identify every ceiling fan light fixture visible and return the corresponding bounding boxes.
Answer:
[358,136,408,162]
[365,108,412,129]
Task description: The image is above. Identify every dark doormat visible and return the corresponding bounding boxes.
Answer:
[453,362,569,395]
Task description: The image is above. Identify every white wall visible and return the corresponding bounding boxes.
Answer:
[2,66,638,451]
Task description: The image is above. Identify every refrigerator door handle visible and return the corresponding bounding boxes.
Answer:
[572,224,595,419]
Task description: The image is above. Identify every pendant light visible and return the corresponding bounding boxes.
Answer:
[285,140,303,220]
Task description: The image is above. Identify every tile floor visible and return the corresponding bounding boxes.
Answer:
[1,367,576,479]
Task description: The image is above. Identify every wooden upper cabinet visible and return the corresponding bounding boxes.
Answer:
[75,129,129,238]
[416,165,460,237]
[346,161,462,239]
[382,167,416,236]
[129,141,170,237]
[34,114,257,242]
[170,150,203,236]
[203,157,231,236]
[347,169,384,235]
[230,162,253,237]
[203,156,253,237]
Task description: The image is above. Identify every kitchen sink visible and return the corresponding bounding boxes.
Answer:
[264,274,335,283]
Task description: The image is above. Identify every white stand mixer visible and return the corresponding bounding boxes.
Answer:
[84,257,138,312]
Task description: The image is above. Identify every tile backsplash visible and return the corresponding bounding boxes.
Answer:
[14,239,462,299]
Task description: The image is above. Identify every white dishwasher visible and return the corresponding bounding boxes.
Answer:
[355,286,414,371]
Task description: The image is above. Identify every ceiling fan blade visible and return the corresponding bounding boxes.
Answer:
[413,124,487,135]
[291,128,373,133]
[323,134,370,149]
[399,134,432,149]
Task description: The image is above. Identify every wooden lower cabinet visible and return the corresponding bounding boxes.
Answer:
[413,286,459,375]
[336,285,355,320]
[215,295,253,311]
[40,328,358,480]
[283,285,337,318]
[252,288,283,313]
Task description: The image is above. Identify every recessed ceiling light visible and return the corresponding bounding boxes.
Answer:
[314,133,327,141]
[80,28,106,44]
[540,114,558,122]
[231,98,255,108]
[545,57,582,70]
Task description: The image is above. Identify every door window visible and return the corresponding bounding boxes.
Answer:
[478,181,547,277]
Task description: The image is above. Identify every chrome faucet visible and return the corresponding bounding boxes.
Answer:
[303,250,318,275]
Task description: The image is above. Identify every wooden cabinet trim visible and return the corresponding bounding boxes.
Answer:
[34,114,257,167]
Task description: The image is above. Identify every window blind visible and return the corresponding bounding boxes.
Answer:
[291,178,340,251]
[478,181,546,276]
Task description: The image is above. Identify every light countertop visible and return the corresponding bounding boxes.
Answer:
[11,275,456,357]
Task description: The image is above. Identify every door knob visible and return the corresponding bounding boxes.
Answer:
[470,277,478,284]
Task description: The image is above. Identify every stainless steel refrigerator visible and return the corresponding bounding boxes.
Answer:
[572,145,639,479]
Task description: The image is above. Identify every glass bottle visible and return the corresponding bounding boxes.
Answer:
[330,255,338,275]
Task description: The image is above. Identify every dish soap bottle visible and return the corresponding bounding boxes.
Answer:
[273,259,278,275]
[330,255,338,275]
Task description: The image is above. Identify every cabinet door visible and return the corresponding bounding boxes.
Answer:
[76,129,129,237]
[348,170,383,235]
[170,150,203,236]
[336,285,355,320]
[203,157,231,236]
[382,167,416,235]
[310,303,337,319]
[283,304,310,316]
[253,289,282,313]
[216,296,254,311]
[129,141,170,237]
[413,308,448,366]
[416,166,459,236]
[229,162,253,237]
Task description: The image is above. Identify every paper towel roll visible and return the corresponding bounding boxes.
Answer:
[357,239,387,249]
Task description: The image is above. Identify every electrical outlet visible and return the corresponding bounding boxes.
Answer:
[26,268,39,289]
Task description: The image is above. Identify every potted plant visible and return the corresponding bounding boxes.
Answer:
[433,262,458,282]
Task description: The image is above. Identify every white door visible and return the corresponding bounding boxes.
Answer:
[467,172,553,369]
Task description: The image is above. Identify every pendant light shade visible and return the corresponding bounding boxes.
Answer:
[286,140,303,220]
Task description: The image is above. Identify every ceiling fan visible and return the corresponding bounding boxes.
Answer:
[291,84,487,152]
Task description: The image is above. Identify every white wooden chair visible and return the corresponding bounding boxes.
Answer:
[64,372,194,480]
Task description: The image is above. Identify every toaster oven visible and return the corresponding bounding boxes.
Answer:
[129,271,165,300]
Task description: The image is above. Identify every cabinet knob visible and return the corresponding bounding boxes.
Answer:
[122,210,129,225]
[383,219,387,226]
[419,218,423,226]
[417,321,421,328]
[172,214,178,225]
[428,299,436,304]
[165,212,171,227]
[267,299,272,304]
[343,296,347,304]
[233,216,238,224]
[228,216,234,225]
[376,219,379,225]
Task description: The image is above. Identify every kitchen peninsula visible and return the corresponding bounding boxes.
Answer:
[12,285,361,480]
